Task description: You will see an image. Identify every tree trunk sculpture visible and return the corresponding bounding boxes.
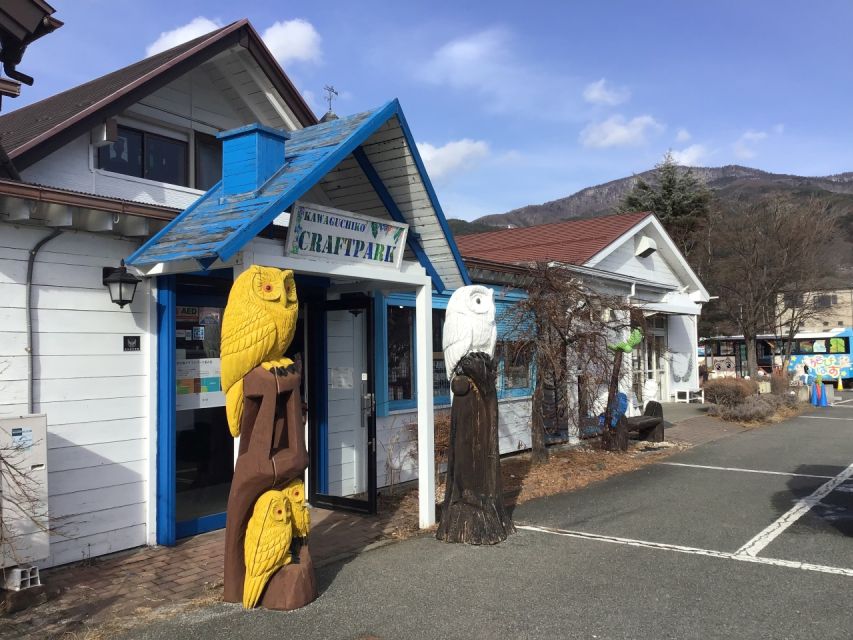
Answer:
[436,352,515,544]
[220,266,316,610]
[223,362,317,609]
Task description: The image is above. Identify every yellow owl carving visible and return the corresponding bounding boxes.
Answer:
[220,266,299,437]
[282,478,310,539]
[243,490,294,609]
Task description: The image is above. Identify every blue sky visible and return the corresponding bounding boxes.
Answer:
[10,1,853,220]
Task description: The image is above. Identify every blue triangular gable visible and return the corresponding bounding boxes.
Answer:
[126,99,471,290]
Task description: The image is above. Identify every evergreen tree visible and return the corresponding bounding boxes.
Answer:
[618,152,712,259]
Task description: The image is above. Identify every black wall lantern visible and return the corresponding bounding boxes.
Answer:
[103,259,141,308]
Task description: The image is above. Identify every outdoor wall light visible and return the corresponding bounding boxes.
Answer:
[103,259,141,308]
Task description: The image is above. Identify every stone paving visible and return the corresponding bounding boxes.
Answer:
[2,507,402,639]
[2,409,738,639]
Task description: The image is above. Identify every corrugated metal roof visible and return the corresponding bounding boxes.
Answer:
[126,99,470,289]
[455,211,652,266]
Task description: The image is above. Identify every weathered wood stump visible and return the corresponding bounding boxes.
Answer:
[223,361,317,610]
[436,352,515,544]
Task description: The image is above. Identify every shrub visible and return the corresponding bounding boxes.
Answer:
[721,395,775,422]
[770,372,791,396]
[703,378,759,407]
[713,393,799,423]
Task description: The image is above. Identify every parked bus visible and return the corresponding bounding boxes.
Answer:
[702,327,852,383]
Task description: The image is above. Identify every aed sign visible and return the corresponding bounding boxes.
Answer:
[285,201,408,270]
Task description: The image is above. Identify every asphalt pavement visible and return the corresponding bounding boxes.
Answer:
[121,393,853,640]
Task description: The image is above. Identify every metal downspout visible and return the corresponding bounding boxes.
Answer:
[26,229,63,413]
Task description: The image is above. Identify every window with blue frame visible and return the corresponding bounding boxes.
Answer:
[386,306,449,408]
[496,339,535,397]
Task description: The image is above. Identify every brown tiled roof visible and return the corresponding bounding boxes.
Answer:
[0,19,316,168]
[455,211,652,266]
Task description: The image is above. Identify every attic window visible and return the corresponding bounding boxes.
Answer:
[98,125,188,187]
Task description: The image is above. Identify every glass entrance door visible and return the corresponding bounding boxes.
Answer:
[310,298,377,513]
[174,274,233,537]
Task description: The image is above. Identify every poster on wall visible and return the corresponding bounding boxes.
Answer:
[176,357,225,410]
[285,201,409,270]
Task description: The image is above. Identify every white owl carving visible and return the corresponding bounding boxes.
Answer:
[442,285,497,381]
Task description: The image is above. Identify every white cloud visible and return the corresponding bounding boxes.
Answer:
[420,28,582,120]
[146,17,222,57]
[671,144,709,166]
[733,129,769,159]
[262,19,321,65]
[580,115,665,148]
[416,139,490,181]
[675,128,691,143]
[582,78,630,106]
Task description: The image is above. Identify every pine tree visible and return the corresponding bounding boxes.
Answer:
[618,152,711,259]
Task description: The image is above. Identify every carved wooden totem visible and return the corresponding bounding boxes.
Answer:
[220,266,317,610]
[436,286,514,544]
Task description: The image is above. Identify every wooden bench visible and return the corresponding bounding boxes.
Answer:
[623,401,664,442]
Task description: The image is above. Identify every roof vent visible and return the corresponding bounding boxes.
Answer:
[217,123,290,196]
[319,110,339,123]
[635,235,657,258]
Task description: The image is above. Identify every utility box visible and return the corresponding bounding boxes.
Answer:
[0,415,49,568]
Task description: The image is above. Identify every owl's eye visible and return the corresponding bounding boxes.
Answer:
[277,509,282,515]
[475,297,481,305]
[264,284,273,293]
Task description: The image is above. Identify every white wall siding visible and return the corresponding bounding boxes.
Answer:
[591,240,680,288]
[0,224,150,567]
[19,64,253,211]
[21,133,204,211]
[376,397,532,489]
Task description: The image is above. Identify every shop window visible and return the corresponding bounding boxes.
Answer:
[719,341,734,356]
[497,340,534,396]
[432,309,450,401]
[98,125,188,187]
[386,306,450,406]
[387,306,413,401]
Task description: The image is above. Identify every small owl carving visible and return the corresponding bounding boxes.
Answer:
[442,285,497,381]
[242,489,294,609]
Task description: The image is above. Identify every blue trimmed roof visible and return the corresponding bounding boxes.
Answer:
[126,99,471,288]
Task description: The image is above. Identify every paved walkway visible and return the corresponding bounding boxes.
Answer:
[3,405,750,639]
[115,403,853,640]
[3,507,401,639]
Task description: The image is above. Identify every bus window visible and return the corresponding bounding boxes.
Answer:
[829,337,846,353]
[720,341,734,356]
[813,339,827,353]
[798,340,814,354]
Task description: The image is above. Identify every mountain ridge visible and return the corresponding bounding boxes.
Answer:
[463,164,853,230]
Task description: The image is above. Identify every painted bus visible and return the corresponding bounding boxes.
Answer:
[702,327,852,383]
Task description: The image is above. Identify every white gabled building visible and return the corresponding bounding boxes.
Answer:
[458,211,711,418]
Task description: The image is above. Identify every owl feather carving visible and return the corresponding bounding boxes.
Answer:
[242,490,294,609]
[442,285,497,381]
[220,266,299,437]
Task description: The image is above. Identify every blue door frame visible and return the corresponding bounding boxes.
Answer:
[156,273,230,545]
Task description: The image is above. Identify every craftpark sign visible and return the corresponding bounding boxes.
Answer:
[285,201,409,270]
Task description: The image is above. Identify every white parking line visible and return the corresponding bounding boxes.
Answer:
[800,416,851,421]
[517,524,853,577]
[659,462,835,479]
[736,462,853,557]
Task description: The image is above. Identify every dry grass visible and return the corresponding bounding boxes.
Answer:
[375,439,685,541]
